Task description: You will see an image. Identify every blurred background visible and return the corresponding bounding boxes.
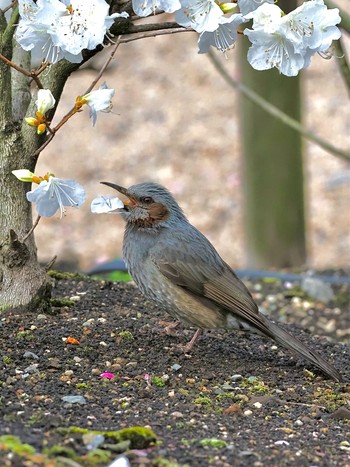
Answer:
[35,14,350,273]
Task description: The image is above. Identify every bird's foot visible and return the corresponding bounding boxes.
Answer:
[174,328,202,353]
[158,320,181,337]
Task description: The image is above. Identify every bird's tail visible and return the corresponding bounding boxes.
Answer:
[261,315,342,382]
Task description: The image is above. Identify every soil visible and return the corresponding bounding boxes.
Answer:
[1,273,350,466]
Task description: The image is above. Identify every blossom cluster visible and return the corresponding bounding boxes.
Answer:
[16,0,341,76]
[16,0,128,63]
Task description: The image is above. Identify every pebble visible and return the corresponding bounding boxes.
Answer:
[83,319,95,327]
[294,420,303,426]
[329,407,350,420]
[243,410,253,416]
[231,374,243,381]
[252,402,262,409]
[36,314,47,321]
[23,351,39,360]
[171,411,183,418]
[69,295,81,301]
[24,364,39,374]
[62,395,86,404]
[64,370,74,376]
[171,363,182,371]
[73,356,82,363]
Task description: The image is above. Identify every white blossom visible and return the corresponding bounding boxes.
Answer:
[16,0,128,64]
[79,82,115,126]
[91,196,124,213]
[237,0,274,16]
[132,0,181,17]
[198,14,247,53]
[244,0,341,76]
[12,169,36,182]
[283,0,341,54]
[176,0,224,33]
[36,89,56,115]
[26,177,86,217]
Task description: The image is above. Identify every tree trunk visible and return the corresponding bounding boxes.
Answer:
[0,10,80,309]
[239,0,306,268]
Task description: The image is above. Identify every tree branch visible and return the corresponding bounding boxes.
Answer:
[207,49,350,162]
[333,38,350,94]
[120,27,192,44]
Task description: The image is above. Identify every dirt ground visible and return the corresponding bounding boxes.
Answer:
[1,273,350,466]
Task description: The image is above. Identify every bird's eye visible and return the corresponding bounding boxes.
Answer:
[140,196,153,204]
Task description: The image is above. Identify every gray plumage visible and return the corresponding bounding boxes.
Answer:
[101,181,342,382]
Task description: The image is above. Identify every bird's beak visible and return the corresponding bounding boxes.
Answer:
[100,182,136,206]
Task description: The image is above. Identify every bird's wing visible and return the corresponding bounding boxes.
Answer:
[152,232,272,335]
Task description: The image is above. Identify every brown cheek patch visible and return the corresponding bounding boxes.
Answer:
[149,203,169,223]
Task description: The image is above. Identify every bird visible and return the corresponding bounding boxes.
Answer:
[101,181,342,382]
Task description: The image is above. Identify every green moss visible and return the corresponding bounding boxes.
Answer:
[199,438,227,449]
[16,330,35,340]
[50,298,75,307]
[262,277,282,285]
[43,445,78,460]
[76,383,89,389]
[152,457,184,466]
[118,330,134,341]
[83,448,112,465]
[92,271,132,282]
[26,412,44,426]
[62,426,157,449]
[0,435,36,455]
[193,396,212,406]
[312,387,348,412]
[241,377,270,395]
[2,356,12,364]
[152,376,166,388]
[48,270,87,280]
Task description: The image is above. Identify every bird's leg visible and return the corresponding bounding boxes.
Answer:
[157,320,181,337]
[164,321,181,336]
[178,328,202,353]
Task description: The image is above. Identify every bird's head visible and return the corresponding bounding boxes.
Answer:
[100,181,187,230]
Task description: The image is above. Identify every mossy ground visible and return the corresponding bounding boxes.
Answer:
[1,275,350,466]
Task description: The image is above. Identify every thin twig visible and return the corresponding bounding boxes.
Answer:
[84,36,122,94]
[34,61,50,77]
[32,38,124,157]
[333,38,350,95]
[22,215,41,242]
[0,51,43,88]
[120,27,193,44]
[1,0,17,14]
[207,49,350,162]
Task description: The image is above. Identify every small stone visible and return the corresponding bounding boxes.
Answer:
[231,374,243,381]
[243,410,253,416]
[36,314,47,321]
[69,295,81,301]
[99,341,108,347]
[62,395,86,405]
[23,351,39,360]
[64,370,74,376]
[98,317,107,323]
[294,420,303,426]
[171,363,182,371]
[48,358,61,369]
[23,364,39,374]
[83,433,105,450]
[329,407,350,420]
[91,368,101,375]
[171,411,183,418]
[222,384,235,391]
[252,402,262,409]
[83,319,95,327]
[73,356,82,363]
